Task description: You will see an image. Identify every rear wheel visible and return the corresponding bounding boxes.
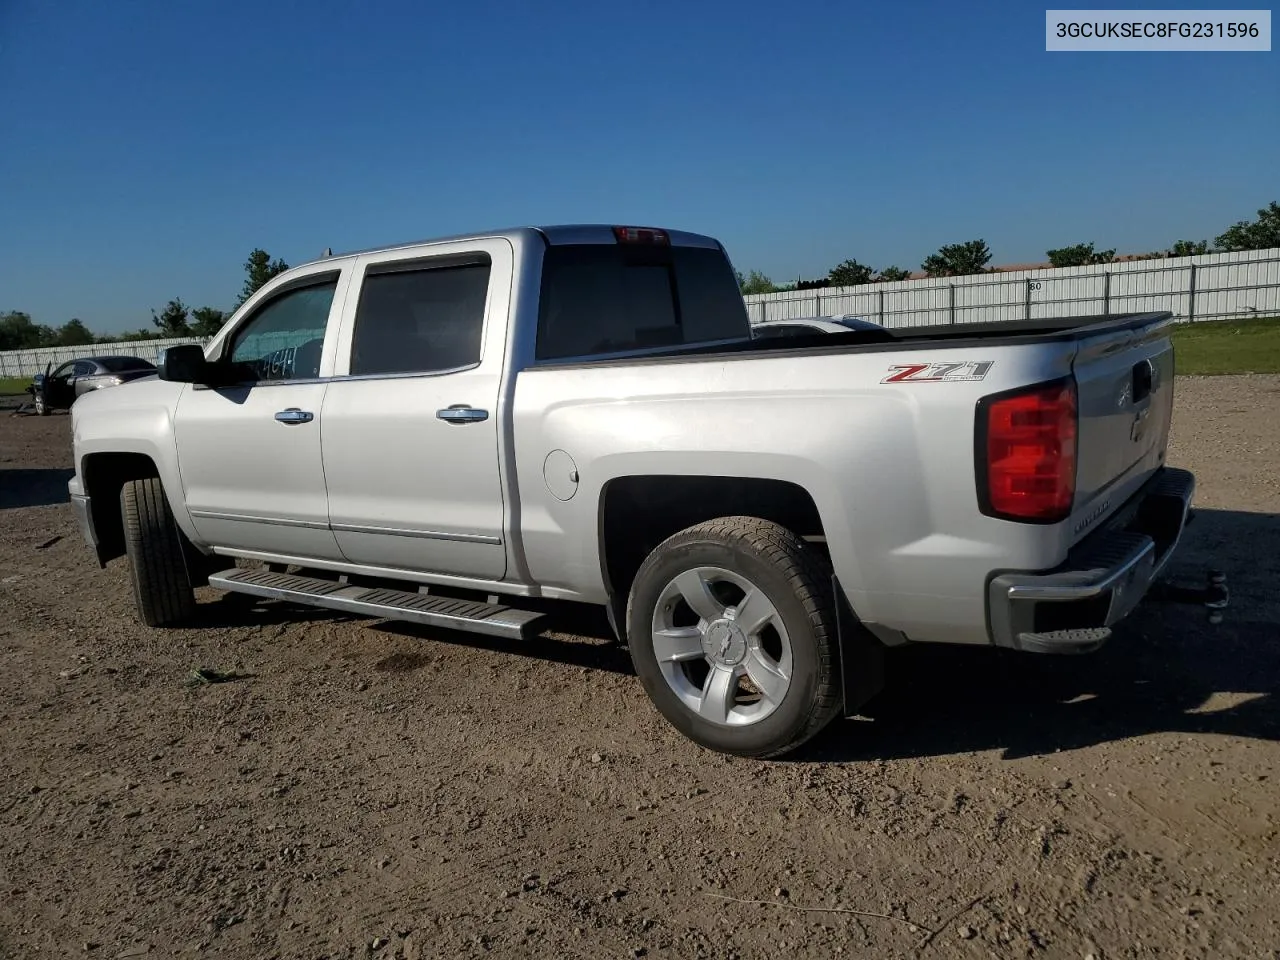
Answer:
[121,477,198,627]
[626,517,842,758]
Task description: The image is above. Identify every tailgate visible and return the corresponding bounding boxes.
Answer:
[1070,316,1176,540]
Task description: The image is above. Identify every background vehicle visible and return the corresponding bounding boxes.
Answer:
[66,224,1195,759]
[29,356,156,415]
[750,315,885,339]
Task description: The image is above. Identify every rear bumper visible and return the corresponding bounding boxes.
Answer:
[987,466,1195,653]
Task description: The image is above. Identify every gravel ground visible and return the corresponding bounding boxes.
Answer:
[1,376,1277,960]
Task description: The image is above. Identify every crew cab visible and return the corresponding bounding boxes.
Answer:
[67,225,1196,758]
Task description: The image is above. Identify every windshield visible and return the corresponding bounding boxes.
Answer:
[535,244,749,361]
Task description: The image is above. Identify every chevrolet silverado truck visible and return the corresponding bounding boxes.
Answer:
[67,224,1196,758]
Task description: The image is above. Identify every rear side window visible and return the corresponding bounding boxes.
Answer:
[350,260,490,377]
[535,245,749,361]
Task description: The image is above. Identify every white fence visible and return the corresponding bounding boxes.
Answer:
[743,247,1280,328]
[0,337,206,379]
[3,247,1278,380]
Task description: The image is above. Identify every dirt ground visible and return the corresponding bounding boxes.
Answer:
[1,376,1277,960]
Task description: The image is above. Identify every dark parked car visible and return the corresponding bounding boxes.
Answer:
[28,356,157,415]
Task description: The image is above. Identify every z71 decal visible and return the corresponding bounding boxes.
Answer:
[881,361,995,384]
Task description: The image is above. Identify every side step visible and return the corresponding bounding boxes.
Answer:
[208,568,547,639]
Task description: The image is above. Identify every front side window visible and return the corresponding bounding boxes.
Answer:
[227,278,337,382]
[349,260,490,377]
[51,362,76,379]
[73,361,95,377]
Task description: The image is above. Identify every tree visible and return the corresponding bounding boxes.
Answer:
[738,270,778,295]
[877,266,911,282]
[827,259,875,287]
[151,298,191,337]
[191,306,228,337]
[1169,239,1210,257]
[921,240,992,277]
[1046,242,1116,268]
[0,310,56,350]
[54,318,96,346]
[239,248,289,305]
[1215,201,1280,251]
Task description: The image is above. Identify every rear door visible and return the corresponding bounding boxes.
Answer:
[319,238,513,580]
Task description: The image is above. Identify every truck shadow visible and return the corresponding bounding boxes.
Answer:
[0,468,75,509]
[799,507,1280,763]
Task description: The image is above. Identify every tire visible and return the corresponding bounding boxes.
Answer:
[121,477,198,627]
[626,517,842,759]
[34,392,49,416]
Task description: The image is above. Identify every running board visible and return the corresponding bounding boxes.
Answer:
[207,568,547,639]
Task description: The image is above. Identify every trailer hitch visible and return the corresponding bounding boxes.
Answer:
[1148,569,1229,624]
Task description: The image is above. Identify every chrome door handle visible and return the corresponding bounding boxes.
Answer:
[436,405,489,424]
[275,408,314,424]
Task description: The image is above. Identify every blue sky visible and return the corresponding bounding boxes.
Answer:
[1,0,1276,333]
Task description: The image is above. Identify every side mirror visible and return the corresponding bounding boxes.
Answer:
[157,344,208,384]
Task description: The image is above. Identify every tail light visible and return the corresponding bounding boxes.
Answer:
[977,379,1077,523]
[612,226,670,245]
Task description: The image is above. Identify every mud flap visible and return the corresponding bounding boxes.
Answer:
[834,575,886,717]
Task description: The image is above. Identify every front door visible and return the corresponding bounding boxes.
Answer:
[320,241,511,580]
[173,265,350,561]
[43,361,77,409]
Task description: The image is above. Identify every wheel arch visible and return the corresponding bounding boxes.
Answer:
[598,474,832,635]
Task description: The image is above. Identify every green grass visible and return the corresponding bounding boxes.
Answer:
[1172,316,1280,376]
[0,377,32,396]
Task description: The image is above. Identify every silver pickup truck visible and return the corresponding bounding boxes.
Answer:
[67,224,1196,758]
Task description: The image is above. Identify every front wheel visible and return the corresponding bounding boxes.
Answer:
[33,391,49,416]
[121,477,198,627]
[626,517,843,758]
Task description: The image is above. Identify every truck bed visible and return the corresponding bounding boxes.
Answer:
[528,312,1176,368]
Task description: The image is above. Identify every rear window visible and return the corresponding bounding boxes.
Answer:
[97,357,156,372]
[535,244,749,361]
[350,261,490,377]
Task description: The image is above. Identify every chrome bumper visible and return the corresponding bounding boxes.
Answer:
[987,467,1196,653]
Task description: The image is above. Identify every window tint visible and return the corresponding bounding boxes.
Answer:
[350,261,490,377]
[536,245,749,361]
[72,361,95,376]
[228,279,337,382]
[98,357,156,373]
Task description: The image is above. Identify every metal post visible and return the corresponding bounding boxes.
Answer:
[1187,263,1197,323]
[816,289,823,316]
[878,288,885,325]
[1025,279,1033,321]
[1103,270,1111,315]
[949,284,956,324]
